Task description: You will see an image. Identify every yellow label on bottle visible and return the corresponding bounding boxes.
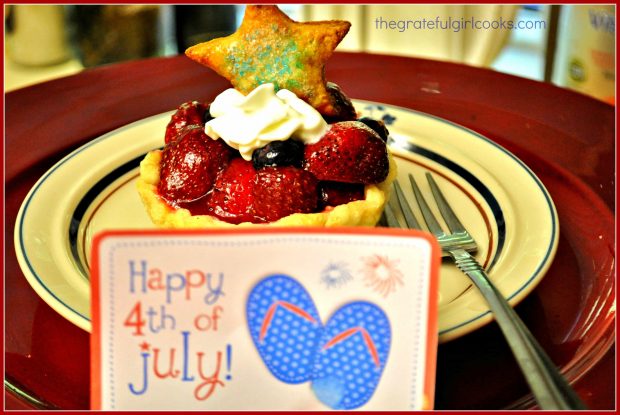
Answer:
[557,5,615,104]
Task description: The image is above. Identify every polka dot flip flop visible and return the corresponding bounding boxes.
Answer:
[246,274,324,384]
[311,302,391,410]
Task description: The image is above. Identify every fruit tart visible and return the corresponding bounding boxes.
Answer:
[137,6,396,228]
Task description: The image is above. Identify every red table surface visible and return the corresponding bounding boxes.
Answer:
[5,52,615,410]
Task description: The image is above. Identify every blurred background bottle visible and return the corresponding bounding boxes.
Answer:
[69,5,161,67]
[552,5,615,104]
[174,5,237,51]
[68,5,237,67]
[6,5,71,66]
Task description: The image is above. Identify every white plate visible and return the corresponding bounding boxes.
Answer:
[14,100,558,341]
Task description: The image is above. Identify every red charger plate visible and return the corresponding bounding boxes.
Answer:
[5,53,615,409]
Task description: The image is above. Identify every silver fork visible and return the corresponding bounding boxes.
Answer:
[385,172,586,410]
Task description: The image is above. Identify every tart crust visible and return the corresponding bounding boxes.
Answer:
[136,149,397,228]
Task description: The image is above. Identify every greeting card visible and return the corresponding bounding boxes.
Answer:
[91,228,440,410]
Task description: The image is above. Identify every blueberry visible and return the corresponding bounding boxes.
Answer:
[252,140,304,169]
[203,105,214,124]
[323,82,357,123]
[358,117,389,141]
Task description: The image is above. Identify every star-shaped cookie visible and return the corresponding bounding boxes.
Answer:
[185,5,351,118]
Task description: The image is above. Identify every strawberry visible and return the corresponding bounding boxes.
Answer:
[202,158,258,224]
[158,126,232,203]
[165,101,210,144]
[253,167,318,222]
[318,181,365,209]
[303,121,389,184]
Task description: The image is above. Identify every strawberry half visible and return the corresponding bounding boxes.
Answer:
[203,158,258,224]
[158,126,233,203]
[165,101,210,144]
[303,121,389,184]
[253,166,318,222]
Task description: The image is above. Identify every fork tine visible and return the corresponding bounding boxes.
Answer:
[408,174,445,237]
[425,172,467,234]
[393,181,422,230]
[383,202,401,228]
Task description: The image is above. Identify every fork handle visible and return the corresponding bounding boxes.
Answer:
[449,249,587,410]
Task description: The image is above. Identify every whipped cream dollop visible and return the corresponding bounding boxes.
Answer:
[204,83,328,160]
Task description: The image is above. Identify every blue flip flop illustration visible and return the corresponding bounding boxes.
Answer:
[246,274,324,384]
[311,302,391,410]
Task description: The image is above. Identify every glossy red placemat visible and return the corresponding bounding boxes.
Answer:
[5,53,615,410]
